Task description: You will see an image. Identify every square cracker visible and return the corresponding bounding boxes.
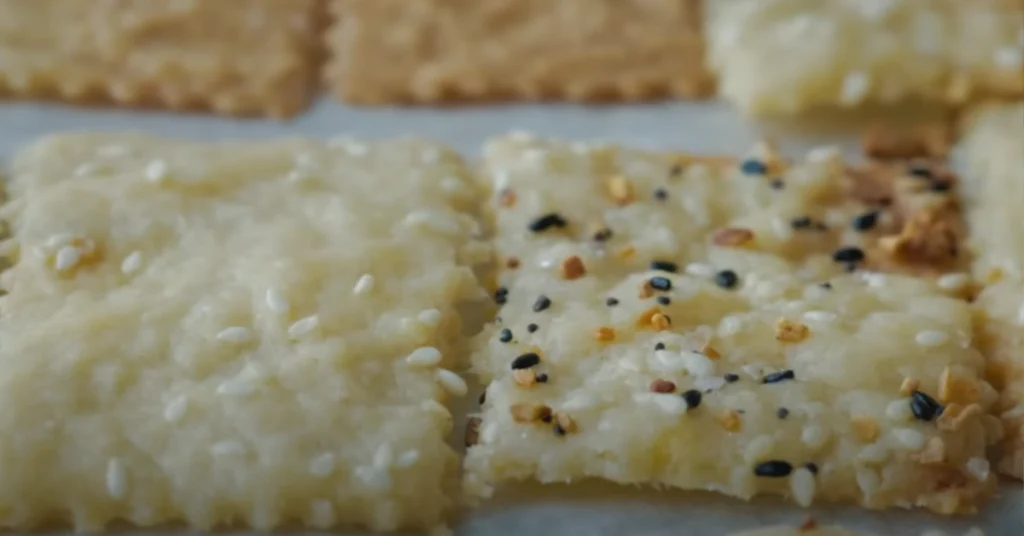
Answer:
[0,134,489,531]
[961,103,1024,479]
[464,136,1002,515]
[0,0,321,117]
[325,0,713,104]
[707,0,1024,115]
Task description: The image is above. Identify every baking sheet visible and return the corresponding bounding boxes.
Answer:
[0,99,1019,536]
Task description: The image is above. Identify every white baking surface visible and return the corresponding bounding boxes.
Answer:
[0,99,1019,536]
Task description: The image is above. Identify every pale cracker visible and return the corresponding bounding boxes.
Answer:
[960,102,1024,479]
[707,0,1024,115]
[325,0,712,104]
[464,136,1001,515]
[0,0,321,117]
[0,135,489,531]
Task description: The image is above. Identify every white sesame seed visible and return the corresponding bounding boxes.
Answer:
[802,310,838,323]
[801,424,828,448]
[493,169,511,190]
[995,46,1023,69]
[1001,404,1024,420]
[436,369,467,397]
[479,420,499,444]
[288,315,320,338]
[771,217,794,240]
[404,210,463,237]
[216,326,253,343]
[862,272,888,287]
[936,273,970,291]
[406,346,442,367]
[718,315,743,337]
[54,246,81,272]
[685,262,715,278]
[561,392,597,411]
[309,500,335,528]
[372,443,394,470]
[858,444,889,463]
[353,273,376,295]
[105,458,127,499]
[163,395,188,423]
[120,250,143,275]
[144,159,169,183]
[642,392,688,415]
[885,399,914,422]
[741,364,763,381]
[210,440,246,456]
[261,287,289,314]
[354,465,391,491]
[395,450,420,468]
[806,145,842,165]
[856,468,880,496]
[915,330,949,347]
[46,233,74,249]
[308,452,336,477]
[680,351,715,377]
[216,378,256,396]
[693,376,727,392]
[744,435,774,462]
[652,350,689,373]
[892,428,926,450]
[789,467,816,507]
[839,71,871,105]
[965,457,990,481]
[417,308,442,327]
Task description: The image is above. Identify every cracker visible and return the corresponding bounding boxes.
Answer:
[464,136,1001,515]
[324,0,712,104]
[707,0,1024,115]
[960,103,1024,479]
[0,0,321,117]
[0,134,489,531]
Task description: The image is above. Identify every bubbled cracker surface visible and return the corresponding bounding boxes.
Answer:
[325,0,712,104]
[0,135,488,531]
[707,0,1024,114]
[0,0,320,117]
[961,103,1024,479]
[465,136,1000,515]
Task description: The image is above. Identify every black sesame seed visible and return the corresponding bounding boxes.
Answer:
[851,210,879,231]
[527,323,538,333]
[910,390,944,422]
[554,424,567,436]
[805,462,819,475]
[649,276,673,291]
[769,179,785,190]
[832,246,865,263]
[740,159,768,175]
[681,389,703,409]
[715,270,739,290]
[669,164,683,177]
[605,297,619,307]
[536,373,548,383]
[541,412,553,423]
[844,262,858,273]
[762,369,796,384]
[776,407,790,419]
[654,342,666,351]
[593,228,613,242]
[754,460,793,477]
[528,213,568,233]
[656,296,672,305]
[494,287,508,305]
[511,353,541,370]
[650,260,679,273]
[654,188,668,200]
[819,282,833,290]
[532,295,552,312]
[908,164,932,179]
[479,391,486,405]
[790,216,813,229]
[499,328,513,343]
[723,373,740,383]
[931,181,952,193]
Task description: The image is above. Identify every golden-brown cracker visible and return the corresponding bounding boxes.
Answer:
[325,0,713,104]
[0,0,321,117]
